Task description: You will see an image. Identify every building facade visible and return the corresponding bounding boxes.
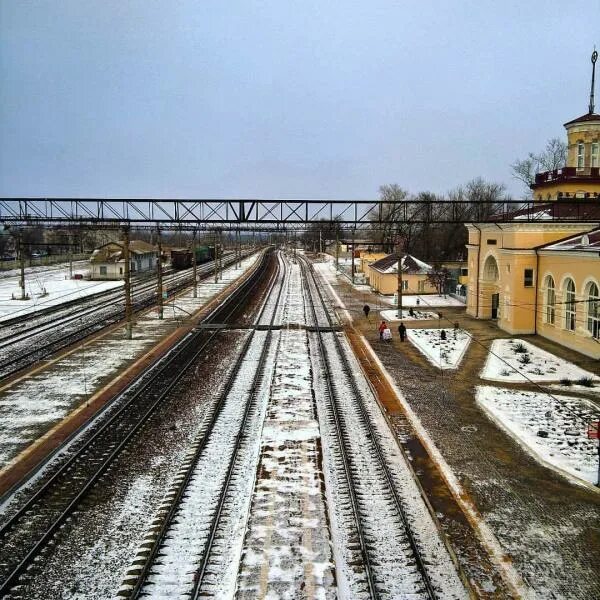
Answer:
[466,54,600,358]
[90,240,158,280]
[367,254,437,295]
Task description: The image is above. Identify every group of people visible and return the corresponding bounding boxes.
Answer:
[378,319,406,342]
[362,304,407,342]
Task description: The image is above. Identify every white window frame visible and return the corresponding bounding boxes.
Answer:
[564,279,576,331]
[577,142,585,169]
[545,276,555,325]
[587,282,600,339]
[592,142,599,168]
[99,265,107,276]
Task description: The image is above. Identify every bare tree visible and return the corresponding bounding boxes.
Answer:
[511,137,567,194]
[426,266,451,295]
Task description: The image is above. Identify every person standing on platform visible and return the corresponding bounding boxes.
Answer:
[398,322,406,342]
[363,304,371,320]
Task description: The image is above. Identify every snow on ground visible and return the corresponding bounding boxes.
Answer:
[0,255,259,470]
[407,328,471,369]
[237,329,335,599]
[380,308,439,321]
[380,294,465,307]
[481,338,600,383]
[477,386,600,486]
[311,332,468,599]
[142,330,275,598]
[0,263,122,321]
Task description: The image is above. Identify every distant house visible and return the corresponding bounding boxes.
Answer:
[366,254,436,295]
[358,251,388,274]
[89,240,158,280]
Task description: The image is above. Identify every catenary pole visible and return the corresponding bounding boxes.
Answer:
[351,229,355,285]
[335,229,339,272]
[156,227,163,320]
[214,229,218,283]
[123,227,133,339]
[17,232,26,300]
[397,244,403,320]
[191,229,198,298]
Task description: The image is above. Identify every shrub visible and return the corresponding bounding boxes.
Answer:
[518,354,531,365]
[576,377,595,388]
[514,343,528,354]
[559,378,572,386]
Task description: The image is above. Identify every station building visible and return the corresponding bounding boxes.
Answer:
[366,254,436,295]
[90,240,158,280]
[466,53,600,358]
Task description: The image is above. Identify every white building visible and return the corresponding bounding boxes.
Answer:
[89,240,157,280]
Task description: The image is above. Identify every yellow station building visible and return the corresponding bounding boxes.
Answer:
[466,53,600,358]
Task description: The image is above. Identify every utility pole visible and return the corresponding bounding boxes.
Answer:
[237,229,241,269]
[17,232,26,300]
[123,227,133,339]
[351,229,356,285]
[396,243,403,320]
[319,229,322,255]
[214,229,219,283]
[156,227,163,320]
[68,233,73,279]
[219,230,223,280]
[191,229,198,298]
[335,229,339,272]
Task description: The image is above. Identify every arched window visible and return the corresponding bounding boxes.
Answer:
[564,278,576,331]
[483,255,499,281]
[586,282,600,339]
[545,275,555,325]
[577,142,585,169]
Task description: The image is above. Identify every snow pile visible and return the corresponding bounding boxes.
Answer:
[407,328,471,369]
[380,309,438,321]
[381,294,465,307]
[477,386,600,485]
[0,266,122,321]
[481,339,599,383]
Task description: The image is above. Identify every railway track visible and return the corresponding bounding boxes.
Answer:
[0,251,248,381]
[0,249,273,598]
[119,251,287,598]
[299,254,440,599]
[117,252,464,599]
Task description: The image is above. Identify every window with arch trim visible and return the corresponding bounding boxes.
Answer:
[577,142,585,169]
[564,278,576,331]
[545,275,555,324]
[587,281,599,339]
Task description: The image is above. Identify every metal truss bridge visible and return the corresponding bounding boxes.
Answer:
[1,198,599,230]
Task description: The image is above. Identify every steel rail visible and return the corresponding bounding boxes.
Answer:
[0,252,252,380]
[298,256,378,599]
[0,250,272,596]
[126,251,284,598]
[300,254,437,599]
[189,252,286,598]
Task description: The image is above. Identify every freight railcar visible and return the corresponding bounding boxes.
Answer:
[171,246,216,270]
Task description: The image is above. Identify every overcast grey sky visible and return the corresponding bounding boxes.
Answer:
[0,1,597,199]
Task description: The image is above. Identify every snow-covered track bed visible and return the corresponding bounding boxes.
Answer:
[0,253,247,381]
[0,251,272,598]
[118,252,287,598]
[301,257,466,599]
